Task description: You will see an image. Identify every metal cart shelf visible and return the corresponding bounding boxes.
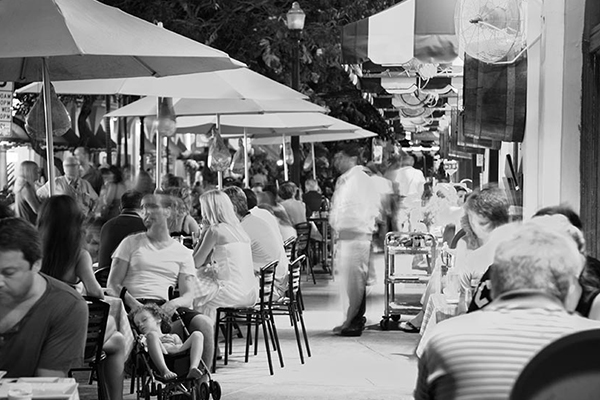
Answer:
[380,231,437,330]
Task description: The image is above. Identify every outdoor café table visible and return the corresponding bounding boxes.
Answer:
[415,293,462,357]
[103,296,135,357]
[0,377,79,399]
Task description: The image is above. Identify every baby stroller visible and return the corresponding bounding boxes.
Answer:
[131,310,221,400]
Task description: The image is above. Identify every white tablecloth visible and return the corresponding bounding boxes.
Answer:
[0,378,79,400]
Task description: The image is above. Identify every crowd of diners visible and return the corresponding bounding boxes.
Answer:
[1,143,598,400]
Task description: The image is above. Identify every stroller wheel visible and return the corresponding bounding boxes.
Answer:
[198,382,210,400]
[380,318,390,330]
[210,381,222,400]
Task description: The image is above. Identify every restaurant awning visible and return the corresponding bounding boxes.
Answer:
[341,0,459,66]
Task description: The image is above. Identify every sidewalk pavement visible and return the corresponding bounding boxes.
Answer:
[78,253,424,400]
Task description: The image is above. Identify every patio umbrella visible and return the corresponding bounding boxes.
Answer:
[106,96,326,187]
[172,113,333,136]
[0,0,241,194]
[17,68,304,100]
[105,96,326,118]
[248,119,377,180]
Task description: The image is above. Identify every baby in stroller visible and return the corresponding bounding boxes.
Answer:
[132,304,205,381]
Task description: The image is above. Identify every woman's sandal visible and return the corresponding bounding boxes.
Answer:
[399,321,420,333]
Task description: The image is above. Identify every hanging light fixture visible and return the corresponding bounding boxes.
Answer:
[157,97,177,137]
[25,84,71,138]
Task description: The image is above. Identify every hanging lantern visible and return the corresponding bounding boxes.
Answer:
[207,129,231,172]
[284,140,294,165]
[157,97,177,137]
[230,138,246,174]
[25,84,71,137]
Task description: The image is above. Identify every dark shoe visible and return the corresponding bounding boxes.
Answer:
[399,321,420,333]
[339,326,363,337]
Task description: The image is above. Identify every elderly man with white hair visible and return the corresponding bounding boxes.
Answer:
[415,216,600,400]
[36,155,98,218]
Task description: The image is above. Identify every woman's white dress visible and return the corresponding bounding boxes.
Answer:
[194,224,258,319]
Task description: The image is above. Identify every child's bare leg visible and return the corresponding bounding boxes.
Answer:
[180,331,204,379]
[146,332,177,380]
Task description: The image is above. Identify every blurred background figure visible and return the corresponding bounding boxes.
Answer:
[133,168,155,195]
[98,190,146,271]
[13,160,41,224]
[257,191,296,242]
[329,143,380,337]
[303,178,323,219]
[74,146,103,195]
[95,165,127,223]
[278,181,306,226]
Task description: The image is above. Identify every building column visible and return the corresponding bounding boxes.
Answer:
[522,0,584,218]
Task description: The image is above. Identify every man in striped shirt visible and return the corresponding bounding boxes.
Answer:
[415,219,600,400]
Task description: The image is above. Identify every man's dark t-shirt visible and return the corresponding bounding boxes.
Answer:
[0,274,88,377]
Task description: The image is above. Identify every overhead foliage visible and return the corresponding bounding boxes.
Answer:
[100,0,400,139]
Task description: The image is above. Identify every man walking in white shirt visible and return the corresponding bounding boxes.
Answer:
[329,143,380,336]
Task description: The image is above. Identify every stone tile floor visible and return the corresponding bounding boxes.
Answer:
[77,253,424,400]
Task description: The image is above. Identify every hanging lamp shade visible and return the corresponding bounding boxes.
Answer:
[157,97,177,137]
[25,84,71,137]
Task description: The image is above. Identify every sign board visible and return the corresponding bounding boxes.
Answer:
[476,153,484,167]
[0,82,13,138]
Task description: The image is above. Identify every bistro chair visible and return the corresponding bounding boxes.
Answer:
[272,255,311,364]
[293,222,316,284]
[69,297,110,400]
[94,266,111,288]
[213,261,283,375]
[510,328,600,400]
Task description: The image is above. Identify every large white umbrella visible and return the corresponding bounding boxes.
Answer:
[16,68,312,187]
[242,119,377,180]
[105,96,326,118]
[0,0,241,193]
[17,68,304,100]
[170,114,376,181]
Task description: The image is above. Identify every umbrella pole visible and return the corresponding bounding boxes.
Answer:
[42,58,55,195]
[243,128,249,188]
[156,98,162,190]
[282,135,288,181]
[217,114,223,189]
[311,142,316,181]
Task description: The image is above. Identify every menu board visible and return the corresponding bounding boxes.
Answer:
[0,82,13,138]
